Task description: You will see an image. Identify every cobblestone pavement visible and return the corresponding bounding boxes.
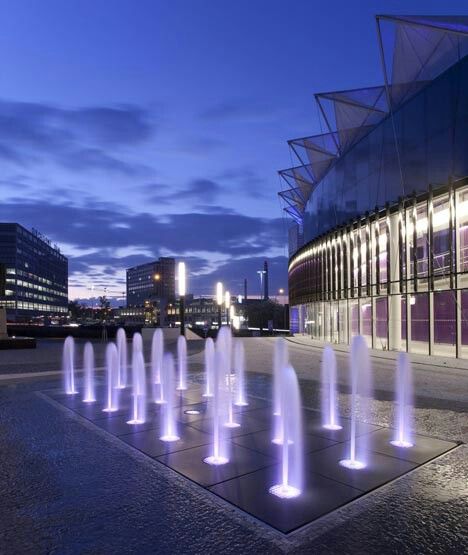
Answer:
[0,337,466,554]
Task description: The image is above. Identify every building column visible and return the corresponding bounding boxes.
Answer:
[389,210,402,351]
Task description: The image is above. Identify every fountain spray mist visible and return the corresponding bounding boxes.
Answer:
[63,336,77,395]
[102,343,119,412]
[272,337,289,443]
[176,335,187,390]
[218,327,239,428]
[127,349,147,424]
[234,340,248,406]
[83,342,96,403]
[204,347,229,465]
[269,363,303,499]
[391,352,414,448]
[339,335,373,470]
[116,328,127,389]
[160,353,179,442]
[151,328,164,402]
[321,345,342,430]
[203,337,215,397]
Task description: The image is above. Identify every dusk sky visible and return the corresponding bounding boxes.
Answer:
[0,0,465,302]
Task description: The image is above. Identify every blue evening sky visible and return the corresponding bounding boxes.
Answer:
[0,0,465,301]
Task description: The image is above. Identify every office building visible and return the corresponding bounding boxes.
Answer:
[0,223,68,322]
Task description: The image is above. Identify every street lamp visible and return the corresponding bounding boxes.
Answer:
[178,262,186,336]
[225,291,231,325]
[216,282,223,328]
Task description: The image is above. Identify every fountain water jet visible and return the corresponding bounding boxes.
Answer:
[272,337,289,444]
[82,342,96,403]
[102,343,119,412]
[132,332,143,355]
[63,336,77,395]
[116,328,127,389]
[151,329,164,403]
[176,335,187,391]
[269,363,303,498]
[204,347,229,465]
[234,340,248,407]
[160,353,179,441]
[390,352,414,448]
[218,327,239,428]
[127,347,147,424]
[339,335,372,470]
[202,337,215,397]
[321,345,342,430]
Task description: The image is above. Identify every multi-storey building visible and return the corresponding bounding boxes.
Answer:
[0,223,68,322]
[126,258,176,307]
[280,15,468,358]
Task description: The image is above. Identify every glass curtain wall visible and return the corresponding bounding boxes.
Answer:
[289,181,468,358]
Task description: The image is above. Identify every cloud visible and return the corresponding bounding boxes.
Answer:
[216,166,269,199]
[143,179,224,205]
[0,197,284,254]
[0,197,286,296]
[0,99,155,175]
[64,106,153,145]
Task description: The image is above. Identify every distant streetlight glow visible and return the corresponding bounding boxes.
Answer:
[154,273,161,281]
[216,282,223,305]
[225,291,231,309]
[279,288,284,294]
[178,262,186,296]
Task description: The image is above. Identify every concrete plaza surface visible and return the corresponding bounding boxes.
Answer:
[0,336,466,554]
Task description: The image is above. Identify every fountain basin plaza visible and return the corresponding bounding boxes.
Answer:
[41,329,460,536]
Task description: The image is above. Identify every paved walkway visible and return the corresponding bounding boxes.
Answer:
[0,337,466,553]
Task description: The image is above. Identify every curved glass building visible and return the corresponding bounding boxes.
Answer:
[280,15,468,358]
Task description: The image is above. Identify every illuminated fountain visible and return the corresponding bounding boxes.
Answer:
[116,328,127,389]
[176,335,187,391]
[82,342,96,403]
[234,340,248,407]
[391,352,414,448]
[269,363,303,499]
[127,348,147,424]
[218,326,239,428]
[160,353,179,442]
[102,343,119,412]
[339,335,373,470]
[132,331,143,356]
[321,345,342,430]
[63,336,77,395]
[202,337,215,397]
[151,328,164,403]
[272,337,289,444]
[204,347,229,465]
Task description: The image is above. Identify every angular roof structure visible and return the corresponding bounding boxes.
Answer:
[279,14,468,223]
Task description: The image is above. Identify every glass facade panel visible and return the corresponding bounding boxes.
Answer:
[375,297,388,350]
[433,290,456,357]
[302,55,468,244]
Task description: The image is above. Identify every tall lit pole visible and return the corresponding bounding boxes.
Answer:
[216,282,223,328]
[225,291,231,325]
[178,262,186,336]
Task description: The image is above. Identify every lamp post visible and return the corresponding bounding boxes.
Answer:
[178,262,186,336]
[225,291,231,325]
[278,288,287,330]
[216,282,223,328]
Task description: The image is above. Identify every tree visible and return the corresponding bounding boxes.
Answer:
[98,295,111,323]
[68,300,86,320]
